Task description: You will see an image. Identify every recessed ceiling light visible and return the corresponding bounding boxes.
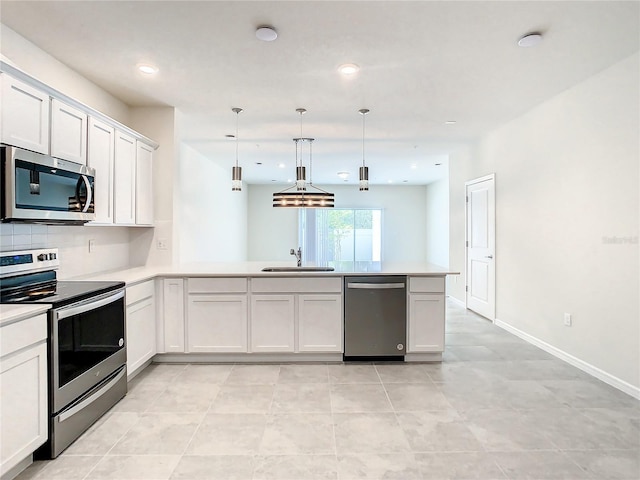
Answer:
[445,120,457,125]
[137,64,158,75]
[388,180,393,184]
[410,164,417,169]
[255,162,263,165]
[518,32,543,48]
[271,179,277,182]
[337,171,350,179]
[338,63,360,76]
[435,163,442,166]
[403,180,409,183]
[256,26,278,42]
[278,163,286,168]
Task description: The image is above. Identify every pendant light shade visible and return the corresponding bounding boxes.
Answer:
[273,109,334,208]
[231,107,243,191]
[359,108,370,191]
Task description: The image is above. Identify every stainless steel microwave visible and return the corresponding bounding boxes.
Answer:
[1,145,96,224]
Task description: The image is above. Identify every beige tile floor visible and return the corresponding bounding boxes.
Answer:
[16,300,640,480]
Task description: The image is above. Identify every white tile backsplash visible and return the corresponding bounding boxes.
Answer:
[0,224,132,278]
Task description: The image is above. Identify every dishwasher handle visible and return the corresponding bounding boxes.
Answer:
[347,282,405,289]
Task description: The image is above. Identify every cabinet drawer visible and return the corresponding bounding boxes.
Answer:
[189,277,248,294]
[251,277,342,293]
[126,280,155,305]
[0,314,47,357]
[409,277,445,293]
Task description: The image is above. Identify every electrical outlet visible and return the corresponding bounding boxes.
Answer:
[88,239,95,253]
[564,313,572,327]
[156,238,168,250]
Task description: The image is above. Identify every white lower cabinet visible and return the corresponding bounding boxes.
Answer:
[298,295,342,352]
[0,313,48,477]
[250,295,295,352]
[407,276,446,353]
[249,277,343,354]
[126,281,156,378]
[159,278,185,353]
[188,295,247,352]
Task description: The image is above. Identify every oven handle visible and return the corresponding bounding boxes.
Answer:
[58,367,126,422]
[56,290,125,321]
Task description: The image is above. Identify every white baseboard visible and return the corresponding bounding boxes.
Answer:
[495,318,640,400]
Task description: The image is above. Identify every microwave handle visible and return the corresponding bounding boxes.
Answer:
[56,290,124,321]
[80,175,93,213]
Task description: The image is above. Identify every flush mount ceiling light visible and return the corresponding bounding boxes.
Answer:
[445,120,457,125]
[231,107,243,191]
[256,25,278,42]
[337,171,350,180]
[338,63,360,76]
[137,63,158,75]
[358,108,370,191]
[273,109,334,208]
[518,32,543,47]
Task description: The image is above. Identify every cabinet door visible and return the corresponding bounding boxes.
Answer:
[188,295,247,352]
[135,141,154,225]
[250,295,295,352]
[126,296,156,378]
[50,98,87,164]
[161,279,185,353]
[114,131,136,224]
[408,294,445,352]
[87,118,115,224]
[0,74,50,154]
[0,342,47,476]
[298,294,343,352]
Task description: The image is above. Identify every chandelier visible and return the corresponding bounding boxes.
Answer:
[273,109,335,208]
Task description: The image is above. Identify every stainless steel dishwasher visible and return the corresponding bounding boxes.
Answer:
[344,276,407,359]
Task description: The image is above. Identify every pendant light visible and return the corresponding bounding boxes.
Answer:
[231,107,243,191]
[273,109,335,208]
[359,108,370,191]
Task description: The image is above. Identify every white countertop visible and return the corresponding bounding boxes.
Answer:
[0,304,51,327]
[67,262,459,286]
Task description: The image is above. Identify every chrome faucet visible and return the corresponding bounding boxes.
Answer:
[290,247,302,267]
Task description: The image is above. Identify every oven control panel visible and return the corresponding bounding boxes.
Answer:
[0,248,60,276]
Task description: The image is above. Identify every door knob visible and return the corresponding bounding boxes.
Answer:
[485,255,493,259]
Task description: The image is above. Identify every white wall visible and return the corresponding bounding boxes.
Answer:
[247,185,300,261]
[449,52,640,391]
[177,144,248,263]
[247,184,428,262]
[425,178,449,267]
[128,107,178,267]
[0,24,130,124]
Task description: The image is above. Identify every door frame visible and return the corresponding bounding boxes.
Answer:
[464,173,496,321]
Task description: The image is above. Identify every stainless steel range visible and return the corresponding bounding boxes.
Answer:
[0,248,127,458]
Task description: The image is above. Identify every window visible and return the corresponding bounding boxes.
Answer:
[299,208,382,271]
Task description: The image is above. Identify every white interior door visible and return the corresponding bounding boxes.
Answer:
[466,174,495,320]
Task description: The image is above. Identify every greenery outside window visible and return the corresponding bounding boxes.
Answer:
[299,208,382,271]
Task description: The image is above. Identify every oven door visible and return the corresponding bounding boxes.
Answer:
[51,288,126,413]
[1,145,95,224]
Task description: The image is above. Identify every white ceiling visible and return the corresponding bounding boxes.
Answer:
[1,1,638,186]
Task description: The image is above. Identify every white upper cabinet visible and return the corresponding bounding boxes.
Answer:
[50,98,87,164]
[87,117,115,224]
[0,74,50,154]
[135,141,154,225]
[113,131,136,225]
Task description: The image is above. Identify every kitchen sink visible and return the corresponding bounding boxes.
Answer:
[261,266,335,272]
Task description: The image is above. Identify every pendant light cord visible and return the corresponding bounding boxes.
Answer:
[362,112,365,168]
[235,111,239,169]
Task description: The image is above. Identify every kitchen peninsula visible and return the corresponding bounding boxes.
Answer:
[76,262,458,379]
